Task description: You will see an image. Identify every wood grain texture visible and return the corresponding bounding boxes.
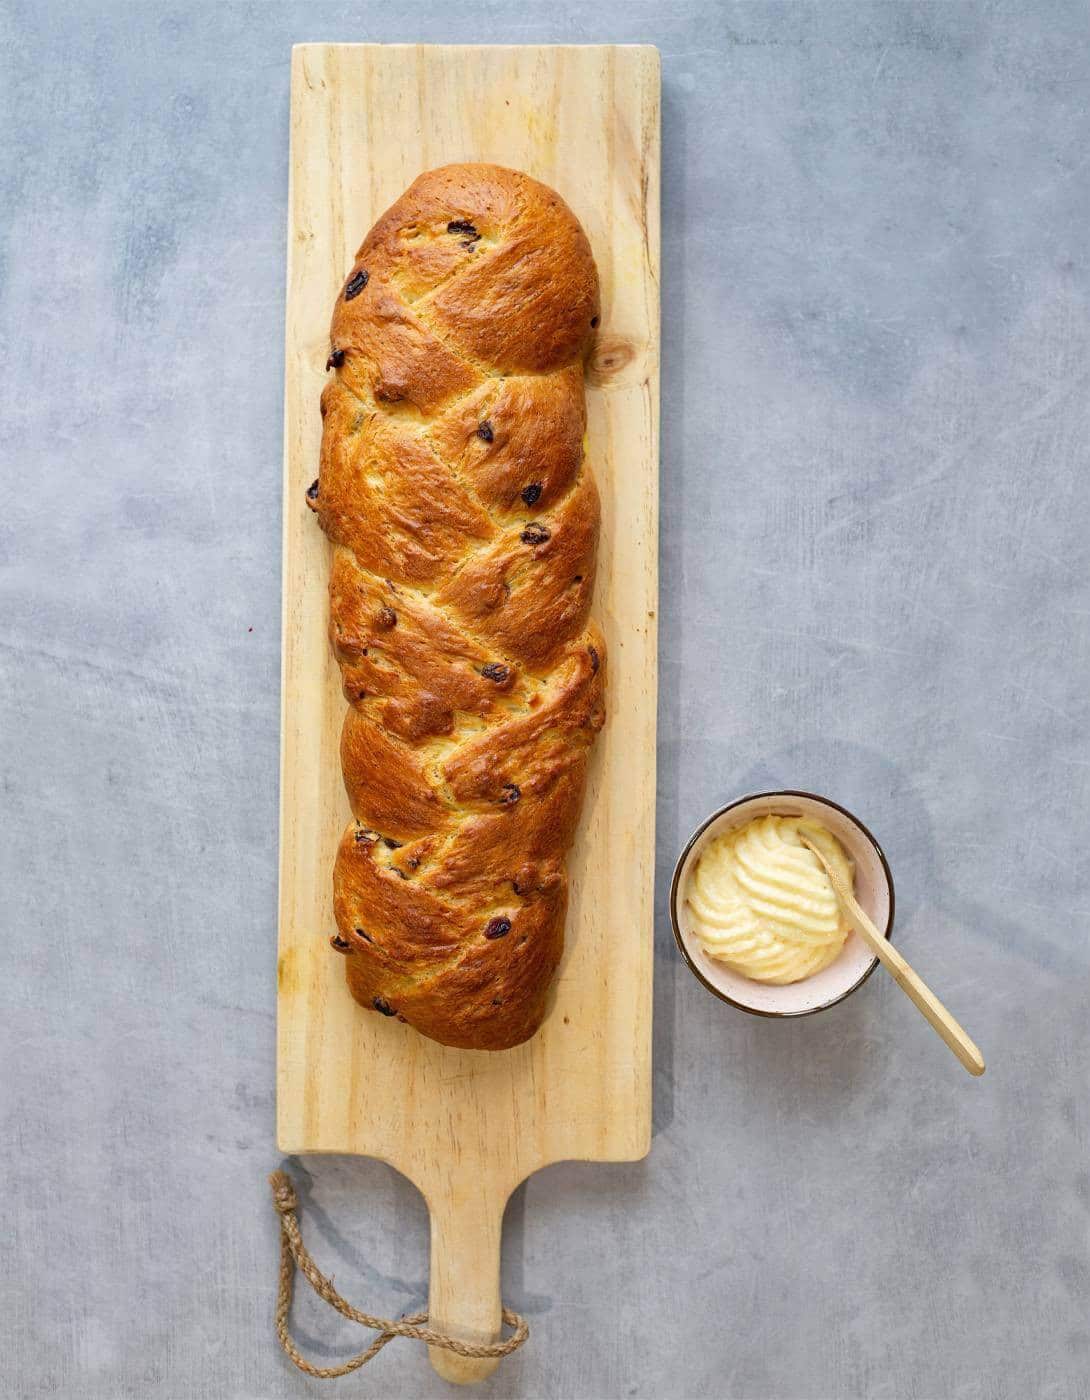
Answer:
[277,43,659,1382]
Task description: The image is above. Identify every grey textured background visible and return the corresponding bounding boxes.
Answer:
[2,2,1088,1398]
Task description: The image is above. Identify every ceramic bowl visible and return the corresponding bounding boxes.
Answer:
[669,790,895,1017]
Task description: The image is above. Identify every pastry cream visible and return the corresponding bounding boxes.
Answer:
[686,815,853,984]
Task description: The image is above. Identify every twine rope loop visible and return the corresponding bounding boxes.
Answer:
[269,1170,529,1378]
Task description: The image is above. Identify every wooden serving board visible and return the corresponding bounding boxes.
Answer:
[278,43,660,1383]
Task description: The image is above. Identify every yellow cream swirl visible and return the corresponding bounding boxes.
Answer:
[686,815,853,984]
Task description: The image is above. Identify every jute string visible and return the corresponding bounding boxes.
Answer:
[269,1171,529,1378]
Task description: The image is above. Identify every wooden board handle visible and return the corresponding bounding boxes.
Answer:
[426,1182,509,1384]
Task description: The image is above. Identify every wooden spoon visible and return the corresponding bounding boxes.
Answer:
[799,834,985,1077]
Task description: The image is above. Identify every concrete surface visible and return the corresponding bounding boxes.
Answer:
[2,3,1088,1397]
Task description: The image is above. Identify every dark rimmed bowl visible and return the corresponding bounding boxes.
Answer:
[669,790,895,1017]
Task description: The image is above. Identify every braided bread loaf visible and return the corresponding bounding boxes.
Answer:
[307,165,606,1051]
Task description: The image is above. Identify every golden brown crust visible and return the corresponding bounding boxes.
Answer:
[311,164,604,1050]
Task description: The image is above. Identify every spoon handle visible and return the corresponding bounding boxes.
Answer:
[800,836,985,1077]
